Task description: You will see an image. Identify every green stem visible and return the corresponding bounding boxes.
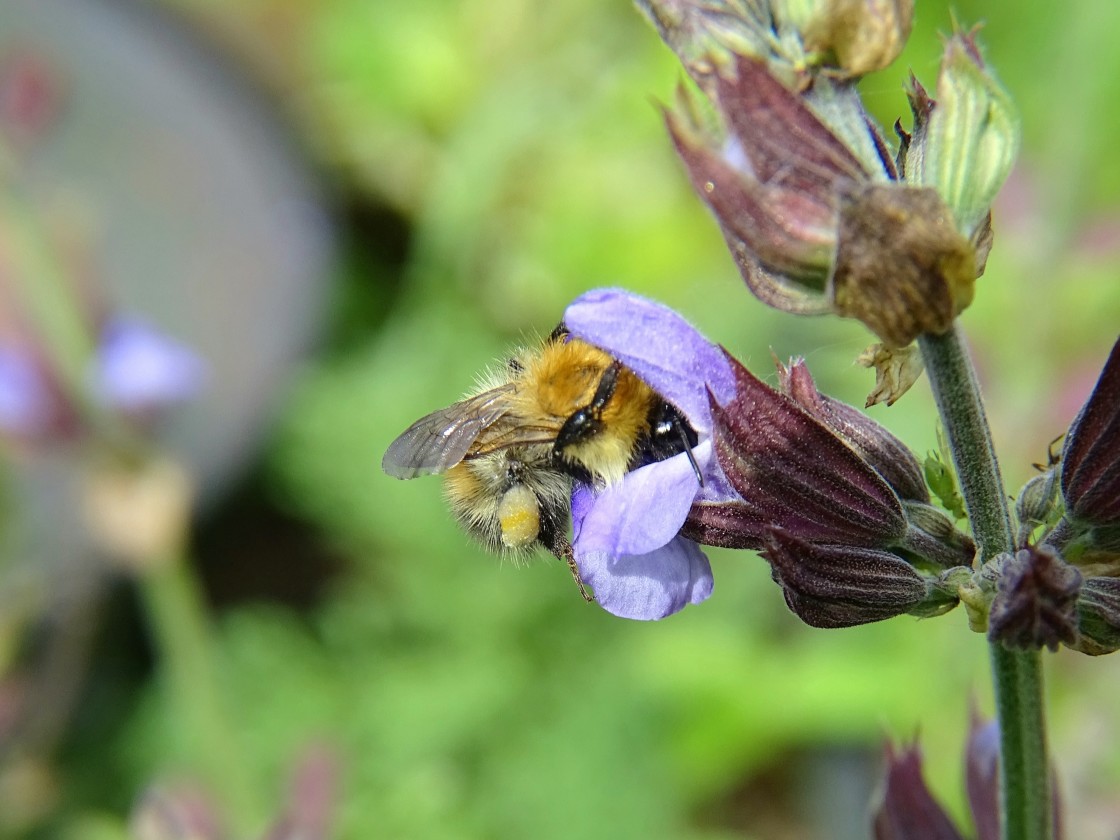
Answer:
[918,326,1051,840]
[137,552,262,833]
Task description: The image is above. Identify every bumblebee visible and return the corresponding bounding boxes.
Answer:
[381,327,698,599]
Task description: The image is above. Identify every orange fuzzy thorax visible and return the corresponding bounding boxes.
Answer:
[514,339,657,484]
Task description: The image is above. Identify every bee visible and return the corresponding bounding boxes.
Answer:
[381,327,699,600]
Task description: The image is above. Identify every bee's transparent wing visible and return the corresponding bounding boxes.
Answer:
[382,386,520,479]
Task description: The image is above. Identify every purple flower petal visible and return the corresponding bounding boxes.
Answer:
[91,318,206,412]
[576,535,713,620]
[563,288,734,433]
[574,444,711,557]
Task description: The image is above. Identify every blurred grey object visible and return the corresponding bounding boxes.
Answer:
[0,0,333,594]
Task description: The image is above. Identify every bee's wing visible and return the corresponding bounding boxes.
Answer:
[382,385,527,479]
[467,422,562,456]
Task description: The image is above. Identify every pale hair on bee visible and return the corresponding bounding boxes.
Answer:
[382,325,699,600]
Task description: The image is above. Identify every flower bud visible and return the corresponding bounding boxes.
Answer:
[875,714,1063,840]
[1070,576,1120,656]
[901,501,977,570]
[1016,467,1061,546]
[667,56,863,278]
[872,742,967,840]
[987,546,1082,652]
[801,0,914,78]
[637,0,914,88]
[922,447,968,522]
[965,710,1000,840]
[666,56,894,316]
[1060,337,1120,532]
[776,356,929,502]
[636,0,783,87]
[762,527,940,628]
[901,27,1020,240]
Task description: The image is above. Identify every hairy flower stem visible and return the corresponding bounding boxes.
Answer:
[918,326,1051,840]
[138,551,262,833]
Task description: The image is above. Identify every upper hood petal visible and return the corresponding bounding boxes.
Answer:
[564,288,734,435]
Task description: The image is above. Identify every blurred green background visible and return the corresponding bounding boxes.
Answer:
[1,0,1119,838]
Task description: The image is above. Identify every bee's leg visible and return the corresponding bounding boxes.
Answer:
[587,360,622,412]
[537,496,593,602]
[547,322,570,343]
[541,532,592,603]
[557,540,593,603]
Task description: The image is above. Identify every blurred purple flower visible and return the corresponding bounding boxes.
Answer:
[0,316,205,446]
[91,317,206,414]
[873,712,1064,840]
[966,709,1001,840]
[129,743,339,840]
[562,288,738,620]
[0,344,62,440]
[873,741,965,840]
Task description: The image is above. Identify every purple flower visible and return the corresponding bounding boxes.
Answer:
[0,317,205,446]
[872,712,1064,840]
[562,288,738,620]
[0,343,63,440]
[91,318,206,414]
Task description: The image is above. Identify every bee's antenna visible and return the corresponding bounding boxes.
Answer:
[678,423,703,486]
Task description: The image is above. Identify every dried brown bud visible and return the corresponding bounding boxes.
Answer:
[829,183,977,348]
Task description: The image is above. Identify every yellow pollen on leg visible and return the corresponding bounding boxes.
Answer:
[498,485,540,549]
